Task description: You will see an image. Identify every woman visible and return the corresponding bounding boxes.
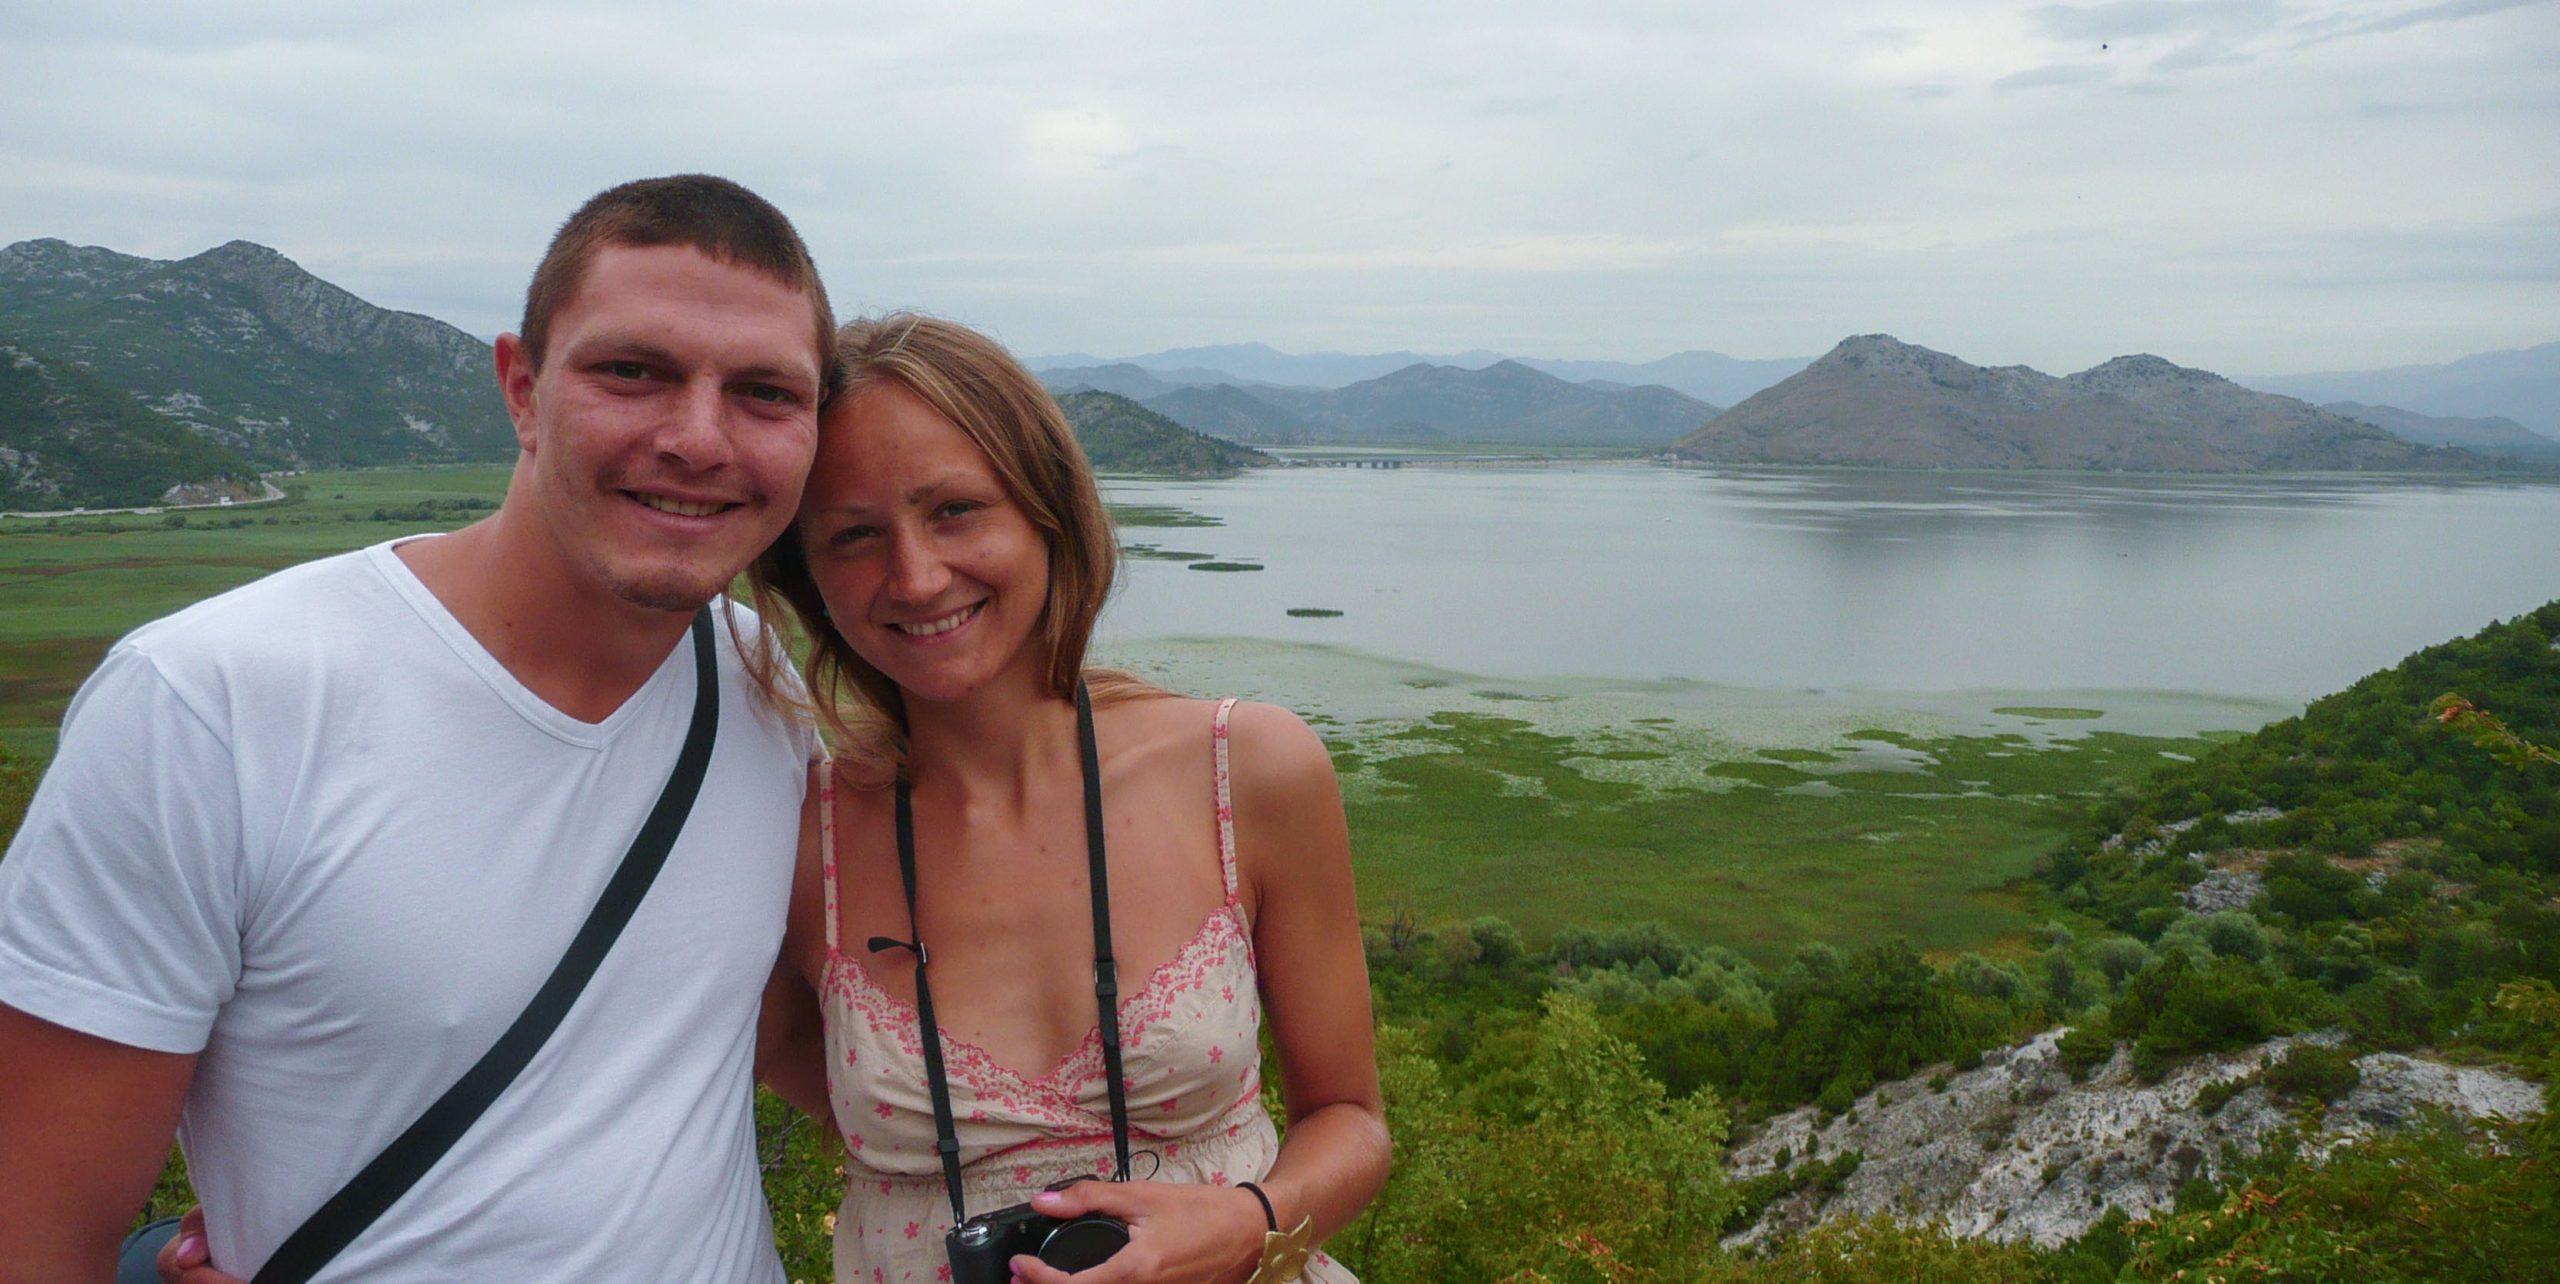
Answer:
[751,314,1387,1283]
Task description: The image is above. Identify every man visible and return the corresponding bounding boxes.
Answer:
[0,174,835,1281]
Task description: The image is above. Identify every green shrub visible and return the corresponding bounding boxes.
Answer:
[2263,1042,2362,1106]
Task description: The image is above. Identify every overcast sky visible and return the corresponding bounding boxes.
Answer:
[2,0,2553,375]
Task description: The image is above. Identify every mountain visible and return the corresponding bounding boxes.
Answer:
[1032,342,1809,403]
[0,238,513,482]
[1240,360,1720,447]
[1037,342,1512,389]
[0,344,257,509]
[2245,341,2560,436]
[1037,363,1184,400]
[1671,335,2490,472]
[1137,383,1315,445]
[1055,391,1275,477]
[2322,401,2556,455]
[1512,350,1812,406]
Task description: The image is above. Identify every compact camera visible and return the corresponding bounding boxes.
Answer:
[943,1175,1129,1284]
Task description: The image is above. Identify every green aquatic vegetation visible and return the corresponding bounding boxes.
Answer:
[1185,560,1263,572]
[1104,502,1221,528]
[1994,706,2105,720]
[1339,711,2210,965]
[1760,747,1840,764]
[1120,543,1213,562]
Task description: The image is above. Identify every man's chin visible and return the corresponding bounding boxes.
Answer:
[608,569,731,616]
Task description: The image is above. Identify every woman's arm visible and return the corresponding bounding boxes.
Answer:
[1015,702,1389,1284]
[756,766,836,1128]
[1224,700,1391,1247]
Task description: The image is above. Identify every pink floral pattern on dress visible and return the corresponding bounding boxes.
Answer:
[817,701,1356,1284]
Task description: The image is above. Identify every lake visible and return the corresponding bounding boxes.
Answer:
[1097,464,2560,707]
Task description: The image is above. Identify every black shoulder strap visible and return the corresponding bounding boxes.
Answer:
[255,608,722,1284]
[874,680,1132,1228]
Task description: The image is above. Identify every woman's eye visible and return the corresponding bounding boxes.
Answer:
[829,525,879,546]
[936,500,981,520]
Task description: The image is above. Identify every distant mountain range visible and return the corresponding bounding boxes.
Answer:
[0,237,515,507]
[1033,342,1809,406]
[2246,342,2560,437]
[1670,335,2498,473]
[1043,360,1718,447]
[2320,402,2555,457]
[1055,391,1275,477]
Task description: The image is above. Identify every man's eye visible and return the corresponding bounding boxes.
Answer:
[743,383,798,406]
[602,361,651,381]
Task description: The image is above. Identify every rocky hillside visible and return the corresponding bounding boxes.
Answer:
[1055,390,1275,477]
[0,238,513,484]
[1671,335,2491,472]
[2323,400,2555,455]
[1725,1027,2543,1249]
[0,344,258,509]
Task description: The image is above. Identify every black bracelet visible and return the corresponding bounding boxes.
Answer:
[1236,1180,1278,1233]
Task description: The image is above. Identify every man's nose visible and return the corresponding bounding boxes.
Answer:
[656,376,735,472]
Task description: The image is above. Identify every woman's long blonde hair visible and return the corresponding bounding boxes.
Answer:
[741,312,1161,777]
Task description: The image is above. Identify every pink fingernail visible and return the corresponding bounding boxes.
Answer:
[175,1232,205,1260]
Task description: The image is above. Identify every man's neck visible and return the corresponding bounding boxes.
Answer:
[395,508,699,725]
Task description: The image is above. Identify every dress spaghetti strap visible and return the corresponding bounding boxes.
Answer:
[817,758,840,955]
[1211,698,1241,910]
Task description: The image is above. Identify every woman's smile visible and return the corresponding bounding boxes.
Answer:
[886,600,985,643]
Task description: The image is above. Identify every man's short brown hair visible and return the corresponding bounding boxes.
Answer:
[519,174,835,381]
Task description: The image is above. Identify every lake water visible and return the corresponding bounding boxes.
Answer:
[1096,464,2560,705]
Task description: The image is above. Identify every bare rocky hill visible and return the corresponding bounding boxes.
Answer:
[1671,335,2491,472]
[1724,1027,2543,1249]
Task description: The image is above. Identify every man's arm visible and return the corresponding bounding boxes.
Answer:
[0,1004,196,1283]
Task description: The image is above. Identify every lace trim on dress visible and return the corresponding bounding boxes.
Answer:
[825,900,1250,1114]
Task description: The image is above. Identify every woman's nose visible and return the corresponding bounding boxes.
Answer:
[884,530,951,602]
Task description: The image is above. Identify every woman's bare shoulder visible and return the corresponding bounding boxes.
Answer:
[1218,700,1337,802]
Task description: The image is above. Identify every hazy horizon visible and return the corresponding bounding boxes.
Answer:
[4,2,2555,376]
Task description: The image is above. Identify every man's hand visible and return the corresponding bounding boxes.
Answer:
[0,1003,195,1283]
[156,1207,249,1284]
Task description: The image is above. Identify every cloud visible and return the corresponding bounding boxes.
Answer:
[0,1,2550,373]
[2306,0,2551,42]
[1994,62,2115,90]
[2031,0,2286,42]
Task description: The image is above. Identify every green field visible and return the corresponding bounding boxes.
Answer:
[0,466,517,756]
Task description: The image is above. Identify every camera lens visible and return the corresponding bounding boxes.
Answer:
[1038,1216,1129,1271]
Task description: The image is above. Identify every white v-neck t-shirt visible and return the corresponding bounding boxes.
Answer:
[0,540,810,1282]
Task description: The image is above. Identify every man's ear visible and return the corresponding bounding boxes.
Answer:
[493,333,540,453]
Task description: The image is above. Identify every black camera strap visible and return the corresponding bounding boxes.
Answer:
[873,681,1133,1226]
[255,607,720,1283]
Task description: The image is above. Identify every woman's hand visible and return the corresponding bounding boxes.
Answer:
[1006,1179,1266,1284]
[154,1207,248,1284]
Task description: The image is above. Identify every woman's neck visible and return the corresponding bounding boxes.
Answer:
[901,663,1082,810]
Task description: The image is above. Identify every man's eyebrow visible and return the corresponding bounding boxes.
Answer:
[560,335,818,388]
[728,362,821,390]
